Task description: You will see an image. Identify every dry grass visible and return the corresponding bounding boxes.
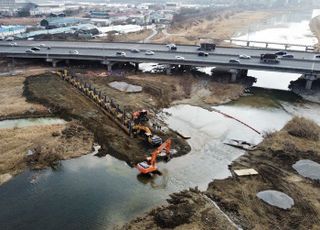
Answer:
[284,117,320,141]
[0,17,43,25]
[99,29,153,42]
[152,10,278,44]
[260,116,320,154]
[0,76,48,117]
[0,121,94,185]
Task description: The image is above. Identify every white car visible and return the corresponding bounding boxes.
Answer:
[39,44,46,47]
[10,42,17,46]
[145,50,154,55]
[175,56,185,60]
[239,54,251,59]
[69,50,79,55]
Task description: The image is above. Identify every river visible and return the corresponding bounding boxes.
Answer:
[1,8,320,230]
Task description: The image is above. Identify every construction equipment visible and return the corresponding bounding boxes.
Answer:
[132,124,162,146]
[132,110,148,124]
[137,139,172,174]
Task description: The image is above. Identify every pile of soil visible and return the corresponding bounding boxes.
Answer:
[120,188,236,230]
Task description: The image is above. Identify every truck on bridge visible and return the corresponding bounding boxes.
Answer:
[260,53,279,64]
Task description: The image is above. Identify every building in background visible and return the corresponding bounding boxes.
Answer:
[0,0,15,9]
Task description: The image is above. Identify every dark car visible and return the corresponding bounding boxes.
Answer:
[275,51,287,56]
[281,54,294,59]
[315,55,320,59]
[198,51,209,57]
[31,47,41,51]
[229,59,240,64]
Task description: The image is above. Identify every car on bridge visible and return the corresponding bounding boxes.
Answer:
[145,50,154,55]
[198,51,209,57]
[315,55,320,59]
[116,51,126,57]
[280,54,294,59]
[275,51,287,56]
[260,53,279,64]
[175,56,185,60]
[31,47,41,51]
[25,49,35,54]
[239,54,251,59]
[70,50,79,55]
[166,43,177,51]
[229,59,240,64]
[130,49,140,53]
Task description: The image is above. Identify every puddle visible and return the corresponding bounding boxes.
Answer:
[108,81,142,93]
[257,190,294,210]
[292,159,320,181]
[0,118,66,129]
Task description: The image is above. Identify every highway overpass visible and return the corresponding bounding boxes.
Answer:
[1,40,320,88]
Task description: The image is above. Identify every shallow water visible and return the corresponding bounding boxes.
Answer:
[0,118,65,129]
[108,81,142,92]
[257,190,294,210]
[292,159,320,181]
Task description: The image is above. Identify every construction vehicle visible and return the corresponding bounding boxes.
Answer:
[132,110,148,124]
[136,139,172,174]
[132,124,162,146]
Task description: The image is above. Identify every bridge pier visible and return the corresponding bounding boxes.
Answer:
[304,73,317,90]
[101,60,116,72]
[229,69,239,82]
[166,64,172,75]
[46,59,61,68]
[135,63,139,72]
[265,43,269,48]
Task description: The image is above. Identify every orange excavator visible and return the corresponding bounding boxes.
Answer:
[132,124,162,146]
[136,139,172,174]
[132,110,148,124]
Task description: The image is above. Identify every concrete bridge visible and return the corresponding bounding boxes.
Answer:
[1,40,320,89]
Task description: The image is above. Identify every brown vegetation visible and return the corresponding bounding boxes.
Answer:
[0,17,43,25]
[152,10,278,44]
[206,116,320,229]
[0,76,48,118]
[284,116,320,141]
[120,188,236,230]
[0,121,94,185]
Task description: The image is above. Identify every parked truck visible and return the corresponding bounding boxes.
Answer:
[260,53,279,64]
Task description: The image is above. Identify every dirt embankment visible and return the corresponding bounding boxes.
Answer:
[0,121,94,185]
[119,188,237,230]
[152,10,278,44]
[123,117,320,229]
[24,73,191,164]
[310,15,320,51]
[96,29,153,43]
[206,117,320,229]
[0,76,49,119]
[76,67,250,111]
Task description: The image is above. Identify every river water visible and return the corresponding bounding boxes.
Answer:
[1,8,320,230]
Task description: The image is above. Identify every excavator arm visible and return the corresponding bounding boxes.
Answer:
[137,139,172,174]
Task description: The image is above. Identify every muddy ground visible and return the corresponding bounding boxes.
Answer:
[24,73,191,164]
[119,188,237,230]
[70,65,252,112]
[123,117,320,229]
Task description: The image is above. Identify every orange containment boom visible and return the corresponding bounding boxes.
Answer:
[136,139,172,174]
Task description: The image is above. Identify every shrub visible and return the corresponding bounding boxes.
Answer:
[284,117,320,141]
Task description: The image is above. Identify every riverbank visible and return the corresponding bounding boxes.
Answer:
[151,10,281,44]
[123,117,320,229]
[0,121,94,185]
